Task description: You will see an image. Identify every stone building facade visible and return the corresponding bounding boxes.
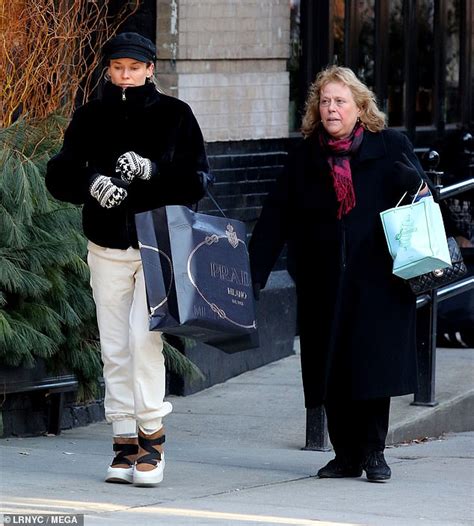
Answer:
[156,0,290,142]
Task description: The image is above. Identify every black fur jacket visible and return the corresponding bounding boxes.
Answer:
[46,82,209,248]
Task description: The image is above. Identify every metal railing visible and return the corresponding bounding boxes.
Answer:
[412,172,474,407]
[440,179,474,199]
[305,162,474,450]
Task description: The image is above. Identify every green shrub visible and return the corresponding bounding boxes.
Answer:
[0,115,202,402]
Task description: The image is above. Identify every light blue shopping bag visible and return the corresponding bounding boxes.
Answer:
[380,193,451,279]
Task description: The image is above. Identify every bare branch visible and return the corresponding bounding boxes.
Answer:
[0,0,141,127]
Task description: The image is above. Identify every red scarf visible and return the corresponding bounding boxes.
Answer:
[319,123,364,218]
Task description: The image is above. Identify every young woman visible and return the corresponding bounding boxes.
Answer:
[46,32,209,486]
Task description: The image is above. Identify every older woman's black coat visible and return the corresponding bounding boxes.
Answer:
[249,129,426,407]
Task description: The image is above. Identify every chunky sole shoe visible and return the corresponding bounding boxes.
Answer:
[133,456,165,487]
[133,428,166,487]
[317,458,363,478]
[105,465,134,484]
[105,438,138,484]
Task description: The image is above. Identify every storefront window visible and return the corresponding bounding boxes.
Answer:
[295,0,470,137]
[416,0,435,126]
[332,0,345,64]
[355,0,375,89]
[288,0,302,132]
[388,0,404,126]
[446,0,461,124]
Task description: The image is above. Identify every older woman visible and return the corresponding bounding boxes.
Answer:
[249,66,430,482]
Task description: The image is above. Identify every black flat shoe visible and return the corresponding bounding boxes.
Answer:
[363,451,391,482]
[317,457,363,478]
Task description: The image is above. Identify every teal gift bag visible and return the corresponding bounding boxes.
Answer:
[380,192,451,279]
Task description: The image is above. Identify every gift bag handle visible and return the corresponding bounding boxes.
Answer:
[395,181,425,208]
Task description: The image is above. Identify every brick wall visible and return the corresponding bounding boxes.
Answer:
[203,139,287,221]
[197,137,302,270]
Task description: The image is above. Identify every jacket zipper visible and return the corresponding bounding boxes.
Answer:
[121,86,132,244]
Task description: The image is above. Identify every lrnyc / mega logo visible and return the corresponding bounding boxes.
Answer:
[2,515,83,525]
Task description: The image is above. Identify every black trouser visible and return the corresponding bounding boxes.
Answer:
[324,397,390,462]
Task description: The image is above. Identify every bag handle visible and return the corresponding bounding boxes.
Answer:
[193,186,227,218]
[395,181,425,208]
[205,187,227,218]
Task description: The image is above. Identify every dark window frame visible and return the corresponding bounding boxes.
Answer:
[299,0,473,146]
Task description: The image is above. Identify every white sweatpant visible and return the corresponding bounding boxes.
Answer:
[87,241,172,436]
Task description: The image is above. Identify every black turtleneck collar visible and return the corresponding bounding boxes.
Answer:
[101,81,159,108]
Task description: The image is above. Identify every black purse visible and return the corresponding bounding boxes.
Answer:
[408,237,467,295]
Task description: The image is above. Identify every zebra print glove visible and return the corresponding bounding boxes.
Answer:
[116,151,153,183]
[89,175,128,208]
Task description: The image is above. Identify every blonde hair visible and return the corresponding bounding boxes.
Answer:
[301,65,386,138]
[146,73,165,94]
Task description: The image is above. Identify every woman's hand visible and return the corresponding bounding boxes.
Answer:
[393,153,425,196]
[89,175,128,208]
[116,151,155,183]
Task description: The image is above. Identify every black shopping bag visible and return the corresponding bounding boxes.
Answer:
[135,206,258,352]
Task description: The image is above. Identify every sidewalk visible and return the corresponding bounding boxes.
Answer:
[0,342,473,526]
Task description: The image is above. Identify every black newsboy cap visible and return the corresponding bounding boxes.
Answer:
[103,32,157,63]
